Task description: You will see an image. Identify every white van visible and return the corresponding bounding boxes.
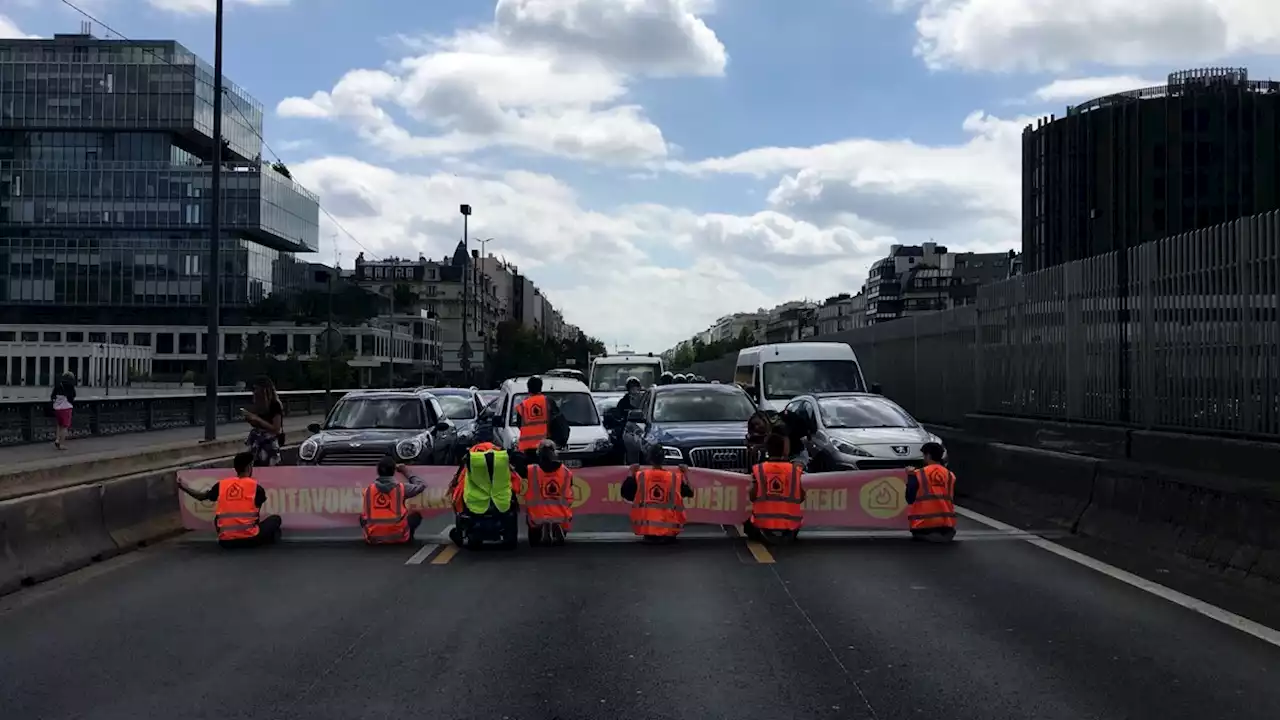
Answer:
[588,352,664,392]
[734,342,869,412]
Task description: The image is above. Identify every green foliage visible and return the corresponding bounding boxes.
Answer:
[391,283,420,311]
[670,326,756,371]
[246,284,381,326]
[488,321,605,383]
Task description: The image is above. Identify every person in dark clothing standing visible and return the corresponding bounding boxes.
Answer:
[614,376,643,414]
[177,452,283,548]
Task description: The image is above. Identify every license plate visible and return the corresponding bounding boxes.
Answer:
[564,459,583,469]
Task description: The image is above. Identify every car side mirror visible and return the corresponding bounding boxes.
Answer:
[435,420,451,432]
[627,410,645,423]
[870,383,883,395]
[307,422,321,433]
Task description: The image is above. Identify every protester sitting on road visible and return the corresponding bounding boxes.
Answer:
[905,442,956,543]
[177,451,282,548]
[621,443,694,543]
[359,456,427,545]
[50,371,76,451]
[525,440,574,546]
[744,433,806,542]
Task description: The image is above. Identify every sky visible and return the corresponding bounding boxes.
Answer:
[4,0,1280,352]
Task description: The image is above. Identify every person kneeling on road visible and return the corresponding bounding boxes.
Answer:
[360,456,427,545]
[906,442,957,543]
[744,433,806,542]
[525,440,574,546]
[621,443,694,543]
[177,451,282,548]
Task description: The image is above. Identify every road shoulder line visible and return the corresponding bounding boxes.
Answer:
[957,505,1280,649]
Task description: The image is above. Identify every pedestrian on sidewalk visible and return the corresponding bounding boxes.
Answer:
[50,371,76,450]
[242,376,284,466]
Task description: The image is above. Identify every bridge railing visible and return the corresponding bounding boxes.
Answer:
[0,389,357,447]
[689,211,1280,439]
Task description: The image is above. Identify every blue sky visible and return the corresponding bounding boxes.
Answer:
[6,0,1280,351]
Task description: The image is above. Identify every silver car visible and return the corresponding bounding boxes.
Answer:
[783,392,944,471]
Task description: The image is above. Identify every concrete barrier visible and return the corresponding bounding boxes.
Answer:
[1,445,304,597]
[947,420,1280,587]
[0,484,118,592]
[962,414,1129,460]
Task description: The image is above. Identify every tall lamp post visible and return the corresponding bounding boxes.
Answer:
[459,204,472,385]
[203,0,225,441]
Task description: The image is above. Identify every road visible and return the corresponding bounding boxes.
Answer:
[1,514,1277,720]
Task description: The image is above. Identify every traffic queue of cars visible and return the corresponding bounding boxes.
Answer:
[295,342,940,473]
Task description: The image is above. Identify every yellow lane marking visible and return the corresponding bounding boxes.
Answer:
[431,544,460,565]
[746,539,776,564]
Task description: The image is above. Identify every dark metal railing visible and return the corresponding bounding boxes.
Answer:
[0,389,356,447]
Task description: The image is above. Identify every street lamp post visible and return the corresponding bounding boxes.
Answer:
[459,204,472,385]
[203,0,225,441]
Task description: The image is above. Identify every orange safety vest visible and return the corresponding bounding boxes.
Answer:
[749,460,804,532]
[516,395,549,451]
[214,477,261,541]
[526,465,573,529]
[361,482,410,544]
[908,464,956,531]
[630,468,686,537]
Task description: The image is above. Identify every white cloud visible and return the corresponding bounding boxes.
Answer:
[146,0,290,13]
[673,111,1026,246]
[287,157,902,351]
[1033,75,1163,102]
[277,0,726,163]
[899,0,1280,72]
[0,14,38,39]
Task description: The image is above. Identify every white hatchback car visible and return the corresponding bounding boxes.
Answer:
[487,376,614,468]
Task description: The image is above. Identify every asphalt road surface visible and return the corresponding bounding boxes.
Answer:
[1,514,1277,720]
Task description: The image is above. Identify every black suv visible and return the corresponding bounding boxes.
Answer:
[298,390,461,466]
[620,383,756,473]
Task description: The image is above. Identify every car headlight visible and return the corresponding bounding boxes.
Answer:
[833,440,873,457]
[299,439,319,462]
[395,439,422,460]
[662,445,683,460]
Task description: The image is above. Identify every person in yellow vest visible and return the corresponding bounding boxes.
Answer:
[359,456,428,545]
[449,443,523,549]
[744,432,806,542]
[177,452,282,548]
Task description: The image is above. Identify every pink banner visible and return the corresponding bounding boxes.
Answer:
[177,465,911,531]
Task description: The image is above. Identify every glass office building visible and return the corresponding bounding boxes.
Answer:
[0,33,320,326]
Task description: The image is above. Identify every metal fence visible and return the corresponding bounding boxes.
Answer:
[690,211,1280,439]
[0,389,355,447]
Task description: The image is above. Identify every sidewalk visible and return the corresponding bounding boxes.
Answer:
[0,415,323,468]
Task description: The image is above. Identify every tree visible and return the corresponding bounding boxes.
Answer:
[271,161,292,179]
[392,283,419,311]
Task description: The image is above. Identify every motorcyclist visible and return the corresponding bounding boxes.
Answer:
[615,376,643,414]
[674,373,689,384]
[657,371,675,386]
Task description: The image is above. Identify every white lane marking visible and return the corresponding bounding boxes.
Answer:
[956,506,1280,650]
[404,545,437,565]
[797,528,1067,541]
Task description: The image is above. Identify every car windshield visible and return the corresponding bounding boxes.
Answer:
[652,389,756,423]
[818,396,917,429]
[433,394,476,420]
[762,360,865,400]
[592,364,661,391]
[509,392,601,427]
[478,390,500,405]
[326,397,424,430]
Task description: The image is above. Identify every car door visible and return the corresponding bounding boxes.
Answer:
[425,397,457,464]
[621,391,649,464]
[495,392,516,451]
[473,396,499,445]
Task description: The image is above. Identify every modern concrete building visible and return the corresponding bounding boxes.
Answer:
[0,33,321,327]
[1023,67,1280,272]
[861,243,1012,324]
